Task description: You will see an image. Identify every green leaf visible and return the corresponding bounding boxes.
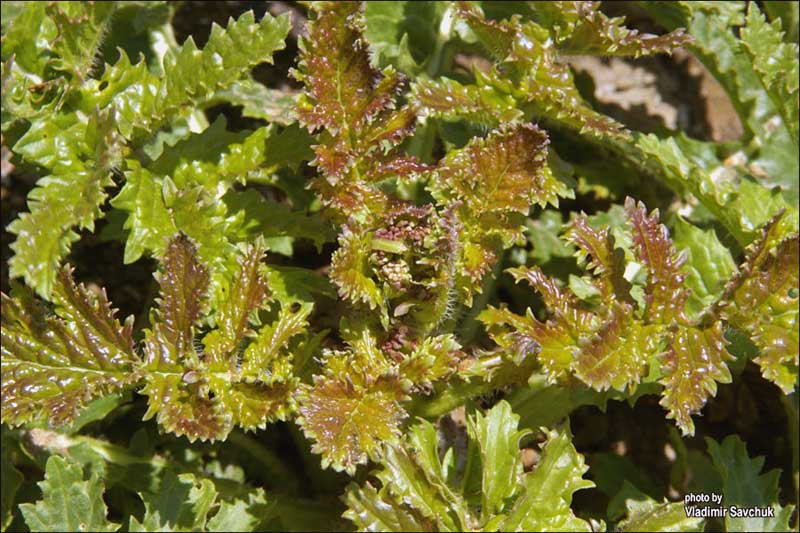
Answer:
[531,1,692,57]
[721,230,799,393]
[617,493,704,532]
[222,189,335,253]
[763,1,799,43]
[467,400,530,519]
[439,3,630,140]
[343,481,432,532]
[8,108,124,298]
[20,455,120,532]
[412,77,522,126]
[500,426,595,532]
[740,4,799,148]
[112,160,241,309]
[344,401,594,532]
[1,2,55,76]
[638,4,799,206]
[527,210,576,263]
[129,472,217,532]
[348,413,468,532]
[61,392,130,435]
[507,375,614,431]
[45,2,116,82]
[1,268,137,428]
[209,78,296,125]
[262,123,316,173]
[6,10,288,298]
[634,134,798,247]
[672,217,737,320]
[145,116,269,189]
[707,435,795,532]
[206,488,269,532]
[264,266,337,305]
[363,1,447,75]
[106,10,290,141]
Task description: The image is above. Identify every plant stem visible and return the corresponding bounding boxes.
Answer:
[406,379,495,419]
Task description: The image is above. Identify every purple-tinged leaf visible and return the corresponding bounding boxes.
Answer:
[565,214,632,303]
[140,371,230,443]
[1,269,137,428]
[659,324,732,436]
[435,124,558,217]
[294,2,423,220]
[534,1,692,57]
[216,242,269,350]
[720,233,799,393]
[432,124,569,304]
[573,304,661,392]
[153,233,210,359]
[295,2,402,134]
[507,266,595,334]
[625,197,688,325]
[297,368,407,474]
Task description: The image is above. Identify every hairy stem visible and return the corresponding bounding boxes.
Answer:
[406,378,495,419]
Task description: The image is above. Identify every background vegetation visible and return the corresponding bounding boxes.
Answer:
[1,1,798,531]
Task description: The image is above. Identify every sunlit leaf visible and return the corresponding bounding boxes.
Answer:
[20,456,119,532]
[707,435,796,532]
[1,269,137,428]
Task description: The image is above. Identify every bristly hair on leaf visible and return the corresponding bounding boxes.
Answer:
[477,197,769,436]
[1,268,137,428]
[2,232,309,442]
[530,1,692,57]
[1,2,798,529]
[717,214,799,393]
[140,235,306,442]
[432,123,572,305]
[294,1,428,219]
[6,8,290,300]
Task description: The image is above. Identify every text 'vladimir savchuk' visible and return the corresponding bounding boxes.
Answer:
[684,493,776,518]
